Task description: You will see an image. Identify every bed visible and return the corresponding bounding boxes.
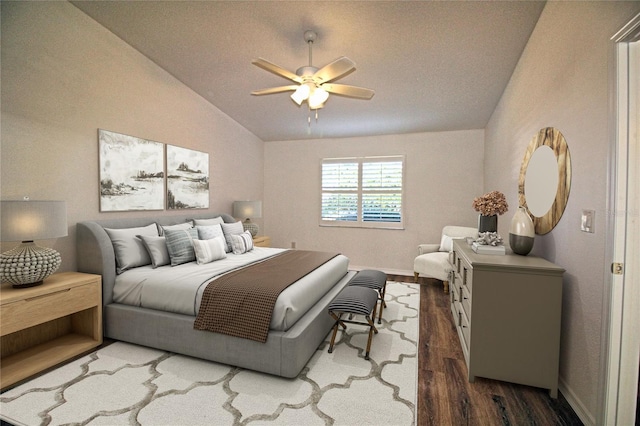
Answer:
[76,213,355,378]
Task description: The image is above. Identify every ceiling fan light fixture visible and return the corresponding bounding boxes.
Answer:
[308,86,329,109]
[252,30,374,119]
[291,82,312,105]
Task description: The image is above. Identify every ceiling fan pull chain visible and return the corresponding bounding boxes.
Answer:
[315,109,319,122]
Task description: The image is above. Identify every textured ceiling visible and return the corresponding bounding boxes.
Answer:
[71,1,545,142]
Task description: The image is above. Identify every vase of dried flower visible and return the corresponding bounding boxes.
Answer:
[478,214,498,233]
[509,206,535,255]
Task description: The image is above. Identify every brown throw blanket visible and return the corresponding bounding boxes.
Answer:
[194,250,339,342]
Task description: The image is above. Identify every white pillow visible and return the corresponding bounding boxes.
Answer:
[197,224,224,240]
[193,236,227,264]
[230,231,254,254]
[193,217,224,226]
[138,235,170,268]
[439,234,463,252]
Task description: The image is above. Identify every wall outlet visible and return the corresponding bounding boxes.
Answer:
[581,210,595,233]
[291,241,296,249]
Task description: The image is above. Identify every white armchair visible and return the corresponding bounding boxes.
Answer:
[413,226,478,293]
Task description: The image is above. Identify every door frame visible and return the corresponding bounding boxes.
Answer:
[599,12,640,426]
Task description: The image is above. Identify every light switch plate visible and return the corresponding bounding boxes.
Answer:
[581,209,595,233]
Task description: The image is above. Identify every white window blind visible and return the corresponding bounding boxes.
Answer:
[321,156,404,229]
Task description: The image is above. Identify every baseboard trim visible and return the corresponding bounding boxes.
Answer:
[559,376,595,426]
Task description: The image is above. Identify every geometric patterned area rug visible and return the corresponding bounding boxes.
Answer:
[0,282,419,426]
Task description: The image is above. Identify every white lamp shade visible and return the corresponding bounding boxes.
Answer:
[1,200,68,242]
[308,87,329,109]
[232,200,262,220]
[291,84,311,105]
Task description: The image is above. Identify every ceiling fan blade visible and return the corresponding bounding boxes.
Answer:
[251,85,300,96]
[252,58,302,83]
[313,57,356,83]
[322,83,375,100]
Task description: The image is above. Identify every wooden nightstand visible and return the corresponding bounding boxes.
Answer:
[253,236,271,247]
[0,271,102,389]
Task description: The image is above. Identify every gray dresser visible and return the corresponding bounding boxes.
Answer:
[450,239,564,397]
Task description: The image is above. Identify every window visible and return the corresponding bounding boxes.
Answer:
[321,156,404,229]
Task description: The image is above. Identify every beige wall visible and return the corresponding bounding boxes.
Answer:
[485,2,640,423]
[0,2,265,271]
[264,130,485,273]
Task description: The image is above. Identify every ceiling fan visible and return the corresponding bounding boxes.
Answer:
[251,30,375,110]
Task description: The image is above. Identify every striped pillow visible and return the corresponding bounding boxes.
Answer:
[158,221,193,236]
[221,221,245,252]
[164,228,198,266]
[193,236,227,264]
[230,231,254,254]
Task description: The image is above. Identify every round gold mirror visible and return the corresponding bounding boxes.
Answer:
[518,127,571,235]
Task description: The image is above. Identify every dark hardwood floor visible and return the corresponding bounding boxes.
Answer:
[388,274,583,426]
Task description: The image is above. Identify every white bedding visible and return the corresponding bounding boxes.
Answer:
[113,247,349,331]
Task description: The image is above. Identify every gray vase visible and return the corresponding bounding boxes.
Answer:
[478,214,498,233]
[509,206,535,255]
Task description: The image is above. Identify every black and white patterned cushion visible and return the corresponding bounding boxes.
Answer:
[328,286,378,316]
[348,269,387,290]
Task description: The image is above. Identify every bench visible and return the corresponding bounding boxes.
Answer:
[327,285,379,360]
[346,269,387,324]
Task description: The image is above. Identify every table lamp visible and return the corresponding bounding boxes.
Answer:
[0,199,68,288]
[233,200,262,237]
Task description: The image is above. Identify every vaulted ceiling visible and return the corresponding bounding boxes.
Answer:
[72,1,545,141]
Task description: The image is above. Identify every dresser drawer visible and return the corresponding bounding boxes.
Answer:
[451,266,460,288]
[461,284,472,319]
[451,280,461,302]
[459,307,470,350]
[461,259,472,292]
[1,282,100,336]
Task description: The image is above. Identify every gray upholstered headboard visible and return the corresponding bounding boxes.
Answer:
[76,213,235,306]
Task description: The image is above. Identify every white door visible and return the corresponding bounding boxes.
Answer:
[602,13,640,426]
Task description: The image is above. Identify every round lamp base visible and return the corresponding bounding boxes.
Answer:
[242,222,259,237]
[12,280,45,289]
[0,242,61,287]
